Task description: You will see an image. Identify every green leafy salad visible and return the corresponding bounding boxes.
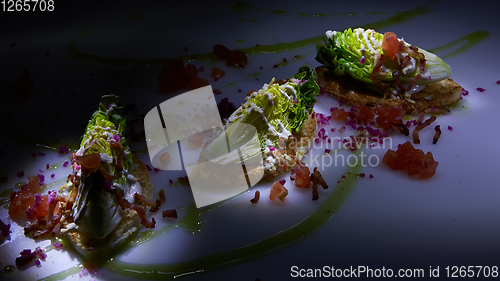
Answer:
[316,27,452,95]
[61,95,139,239]
[202,66,320,175]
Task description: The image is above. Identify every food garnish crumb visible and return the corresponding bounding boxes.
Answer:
[250,190,260,204]
[162,209,177,219]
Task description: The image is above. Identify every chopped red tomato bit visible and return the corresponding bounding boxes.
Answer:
[331,108,349,121]
[373,103,389,116]
[294,166,311,188]
[210,67,226,79]
[386,106,405,124]
[158,59,210,93]
[9,177,42,218]
[373,104,404,130]
[382,141,439,180]
[184,64,198,79]
[382,32,399,60]
[213,44,248,68]
[77,153,101,169]
[396,141,417,169]
[24,176,42,193]
[352,105,375,124]
[270,181,288,202]
[32,195,50,218]
[382,149,398,170]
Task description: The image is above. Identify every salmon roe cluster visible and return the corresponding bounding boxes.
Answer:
[382,141,439,180]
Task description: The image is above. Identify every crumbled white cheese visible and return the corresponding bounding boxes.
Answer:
[406,84,426,95]
[127,174,139,182]
[401,55,417,74]
[265,139,273,147]
[61,222,78,233]
[325,30,335,39]
[100,153,113,164]
[357,28,376,53]
[125,181,142,203]
[112,182,123,190]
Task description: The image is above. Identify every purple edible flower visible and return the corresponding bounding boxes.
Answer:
[59,145,69,154]
[20,249,31,256]
[1,219,11,237]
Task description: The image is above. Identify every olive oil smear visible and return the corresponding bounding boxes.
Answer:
[67,1,487,67]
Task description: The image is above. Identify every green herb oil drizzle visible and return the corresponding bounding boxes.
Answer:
[66,2,437,66]
[428,31,490,59]
[102,162,362,280]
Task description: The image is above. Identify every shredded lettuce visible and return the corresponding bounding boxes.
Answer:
[202,66,319,165]
[80,95,132,171]
[72,95,134,239]
[315,28,451,87]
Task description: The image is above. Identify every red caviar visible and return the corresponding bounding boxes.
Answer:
[331,108,349,121]
[9,177,42,218]
[382,141,439,180]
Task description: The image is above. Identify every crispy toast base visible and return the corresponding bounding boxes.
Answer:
[62,153,153,261]
[316,66,462,113]
[262,112,317,179]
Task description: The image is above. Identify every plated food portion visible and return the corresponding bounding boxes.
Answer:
[1,21,471,280]
[61,95,156,259]
[9,95,156,262]
[316,28,463,113]
[201,66,319,179]
[313,27,469,180]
